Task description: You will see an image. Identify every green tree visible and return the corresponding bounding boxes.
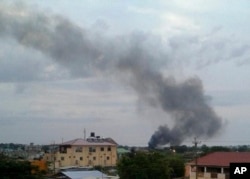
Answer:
[167,155,185,178]
[237,145,249,152]
[173,145,189,153]
[0,154,42,179]
[117,151,184,179]
[210,146,231,152]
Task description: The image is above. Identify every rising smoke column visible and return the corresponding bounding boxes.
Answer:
[0,2,223,148]
[117,46,222,148]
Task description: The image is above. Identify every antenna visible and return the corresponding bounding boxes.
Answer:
[84,128,86,140]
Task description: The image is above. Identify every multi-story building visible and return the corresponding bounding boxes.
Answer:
[44,133,118,170]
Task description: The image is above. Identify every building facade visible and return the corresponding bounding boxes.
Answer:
[44,133,117,170]
[187,152,250,179]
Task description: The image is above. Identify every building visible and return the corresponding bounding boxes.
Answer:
[52,170,108,179]
[31,159,47,174]
[187,152,250,179]
[117,147,130,160]
[44,133,117,170]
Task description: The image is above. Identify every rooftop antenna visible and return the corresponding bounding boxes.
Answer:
[83,128,86,140]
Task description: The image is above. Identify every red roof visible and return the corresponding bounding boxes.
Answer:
[195,152,250,167]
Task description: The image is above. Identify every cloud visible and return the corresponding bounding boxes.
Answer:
[0,35,70,83]
[128,6,158,15]
[160,12,200,32]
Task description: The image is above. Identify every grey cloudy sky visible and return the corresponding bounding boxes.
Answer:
[1,0,250,146]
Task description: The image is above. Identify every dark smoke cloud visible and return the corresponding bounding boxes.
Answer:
[0,2,223,147]
[118,47,222,147]
[147,75,223,147]
[0,3,103,77]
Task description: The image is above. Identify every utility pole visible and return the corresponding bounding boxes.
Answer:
[193,137,201,179]
[53,141,56,175]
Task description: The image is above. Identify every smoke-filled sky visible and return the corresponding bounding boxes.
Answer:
[1,0,250,146]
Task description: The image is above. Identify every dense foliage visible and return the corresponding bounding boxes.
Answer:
[117,151,184,179]
[0,154,42,179]
[167,155,185,178]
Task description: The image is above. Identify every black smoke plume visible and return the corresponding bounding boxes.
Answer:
[0,2,223,148]
[118,50,222,148]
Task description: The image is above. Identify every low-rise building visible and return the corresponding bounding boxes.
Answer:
[52,169,119,179]
[117,147,130,160]
[187,152,250,179]
[44,133,117,170]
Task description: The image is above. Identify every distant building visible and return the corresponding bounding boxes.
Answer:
[117,147,130,160]
[187,152,250,179]
[31,159,47,174]
[26,143,43,160]
[44,133,118,170]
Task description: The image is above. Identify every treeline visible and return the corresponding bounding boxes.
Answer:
[171,144,250,154]
[120,144,250,154]
[0,143,49,151]
[0,143,25,150]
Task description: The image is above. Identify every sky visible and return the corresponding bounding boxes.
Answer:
[1,0,250,146]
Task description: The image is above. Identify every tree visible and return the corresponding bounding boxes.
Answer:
[117,151,184,179]
[237,145,249,152]
[0,153,43,179]
[167,155,185,178]
[209,146,231,153]
[173,145,189,153]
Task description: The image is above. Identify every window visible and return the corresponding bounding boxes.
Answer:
[107,156,110,160]
[60,147,67,153]
[75,146,82,152]
[93,156,96,160]
[107,147,111,151]
[61,157,64,161]
[89,147,96,152]
[101,147,104,151]
[60,146,70,153]
[80,157,83,161]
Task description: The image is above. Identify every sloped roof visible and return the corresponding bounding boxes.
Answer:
[117,147,130,154]
[104,138,118,145]
[60,138,117,146]
[62,170,107,179]
[195,152,250,167]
